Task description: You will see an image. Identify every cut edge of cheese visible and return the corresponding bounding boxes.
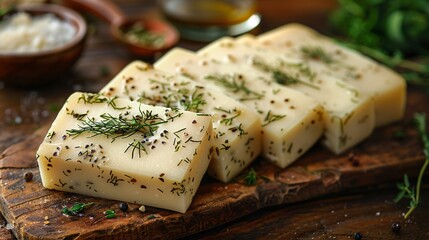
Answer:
[36,92,213,213]
[100,61,263,182]
[322,91,375,154]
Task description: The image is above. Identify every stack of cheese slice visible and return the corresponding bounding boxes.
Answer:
[196,37,375,154]
[156,46,374,158]
[37,92,213,213]
[155,48,325,168]
[99,61,262,183]
[256,23,406,127]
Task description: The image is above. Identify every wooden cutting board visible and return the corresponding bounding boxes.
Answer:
[0,88,427,240]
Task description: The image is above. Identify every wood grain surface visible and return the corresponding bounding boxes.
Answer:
[1,1,428,239]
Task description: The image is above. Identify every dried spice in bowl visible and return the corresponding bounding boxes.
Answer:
[122,22,165,49]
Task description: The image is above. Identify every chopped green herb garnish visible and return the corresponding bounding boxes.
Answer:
[61,202,94,216]
[104,209,116,219]
[244,168,257,186]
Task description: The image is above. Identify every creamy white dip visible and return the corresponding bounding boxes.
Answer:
[0,12,76,53]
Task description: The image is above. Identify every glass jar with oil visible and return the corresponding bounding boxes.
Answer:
[158,0,260,42]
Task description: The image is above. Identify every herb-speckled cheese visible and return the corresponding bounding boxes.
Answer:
[99,61,262,182]
[198,37,375,154]
[36,92,213,213]
[257,23,406,127]
[155,48,324,168]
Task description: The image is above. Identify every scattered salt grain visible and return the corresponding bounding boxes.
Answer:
[6,223,13,230]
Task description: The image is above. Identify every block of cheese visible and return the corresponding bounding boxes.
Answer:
[198,37,375,154]
[155,48,324,168]
[257,23,406,127]
[99,61,262,183]
[36,92,213,213]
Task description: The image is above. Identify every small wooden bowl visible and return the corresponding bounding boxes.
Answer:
[112,18,179,57]
[0,4,87,87]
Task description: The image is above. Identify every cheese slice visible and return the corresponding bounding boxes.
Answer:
[197,37,375,154]
[99,61,262,183]
[36,92,213,213]
[257,23,406,127]
[155,48,324,168]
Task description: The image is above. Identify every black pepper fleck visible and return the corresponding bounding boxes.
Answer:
[119,202,128,212]
[391,222,401,233]
[354,232,363,240]
[24,172,33,182]
[348,153,360,166]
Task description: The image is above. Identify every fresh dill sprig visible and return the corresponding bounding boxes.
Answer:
[125,140,148,158]
[229,123,247,137]
[62,202,94,216]
[300,46,335,64]
[252,57,320,90]
[214,107,232,114]
[78,93,127,110]
[204,74,263,99]
[394,113,429,219]
[263,110,286,127]
[67,107,171,141]
[138,84,207,113]
[220,112,241,126]
[179,88,207,113]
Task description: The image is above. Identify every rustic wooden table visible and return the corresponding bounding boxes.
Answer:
[1,1,428,239]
